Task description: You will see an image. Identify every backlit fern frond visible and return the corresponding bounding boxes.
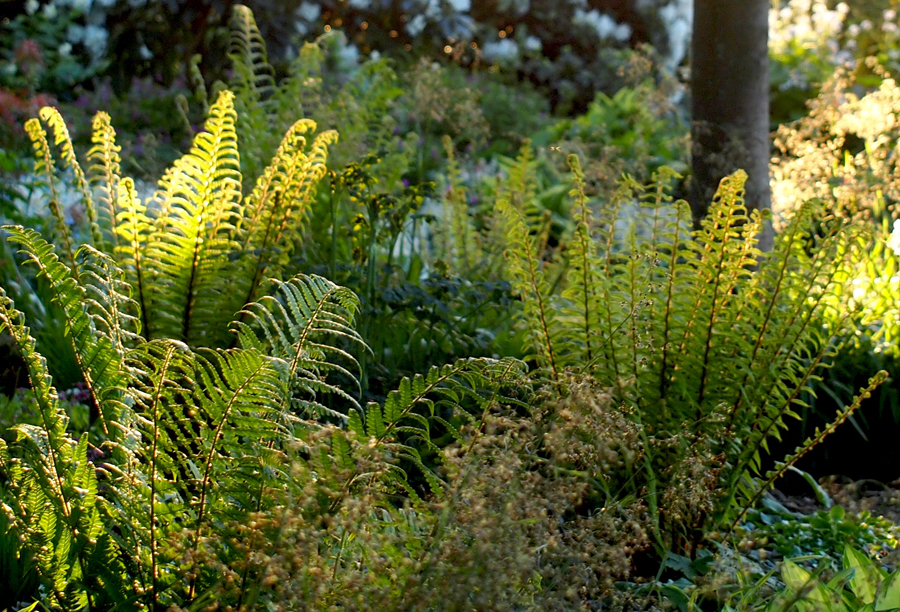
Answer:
[114,177,152,338]
[24,117,75,270]
[5,226,130,435]
[145,89,243,346]
[234,274,366,418]
[39,107,102,248]
[87,111,124,250]
[78,244,144,356]
[236,119,338,306]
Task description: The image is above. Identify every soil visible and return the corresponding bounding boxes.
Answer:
[771,476,900,524]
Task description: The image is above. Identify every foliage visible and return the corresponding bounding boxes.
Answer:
[723,545,900,612]
[738,503,900,571]
[290,0,687,113]
[0,3,107,99]
[0,90,537,609]
[499,154,886,551]
[771,61,900,470]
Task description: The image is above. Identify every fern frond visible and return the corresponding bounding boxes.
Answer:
[39,107,103,248]
[24,117,75,270]
[731,370,887,527]
[114,177,152,338]
[87,111,124,250]
[498,196,562,382]
[145,89,243,346]
[124,338,194,606]
[234,274,366,416]
[237,119,338,306]
[5,226,130,435]
[229,4,276,103]
[347,357,528,496]
[0,288,109,609]
[186,347,290,597]
[228,4,278,182]
[437,135,482,275]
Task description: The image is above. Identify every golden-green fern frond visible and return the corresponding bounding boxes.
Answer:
[671,171,764,410]
[237,119,338,306]
[113,177,152,338]
[498,196,563,383]
[39,107,103,248]
[560,154,604,366]
[233,274,366,419]
[87,111,124,250]
[5,226,132,435]
[24,117,75,270]
[78,244,144,355]
[145,89,243,346]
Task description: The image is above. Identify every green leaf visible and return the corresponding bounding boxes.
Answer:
[845,545,885,605]
[875,571,900,611]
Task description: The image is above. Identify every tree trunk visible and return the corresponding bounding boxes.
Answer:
[690,0,773,250]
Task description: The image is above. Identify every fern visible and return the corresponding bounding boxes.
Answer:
[5,226,132,435]
[144,89,243,346]
[87,111,124,251]
[346,357,528,495]
[236,119,338,306]
[505,163,881,546]
[0,287,130,609]
[228,3,278,182]
[24,116,76,271]
[234,274,366,419]
[498,195,563,382]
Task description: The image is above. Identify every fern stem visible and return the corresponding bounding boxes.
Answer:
[148,343,178,609]
[730,371,886,529]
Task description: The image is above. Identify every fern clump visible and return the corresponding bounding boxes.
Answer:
[500,155,886,551]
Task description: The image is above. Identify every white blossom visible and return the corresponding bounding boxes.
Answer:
[573,9,630,42]
[67,24,85,43]
[139,44,152,60]
[296,2,321,22]
[889,220,900,257]
[423,0,441,19]
[41,2,57,19]
[523,35,542,52]
[24,0,39,16]
[482,38,519,64]
[58,42,73,56]
[406,14,428,37]
[446,0,471,11]
[82,23,108,60]
[658,0,692,70]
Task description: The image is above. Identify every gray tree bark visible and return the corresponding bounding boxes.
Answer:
[690,0,773,250]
